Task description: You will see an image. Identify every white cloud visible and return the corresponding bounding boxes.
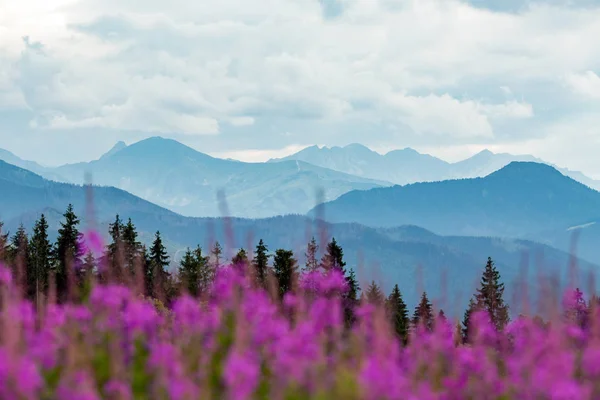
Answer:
[566,71,600,99]
[0,0,599,173]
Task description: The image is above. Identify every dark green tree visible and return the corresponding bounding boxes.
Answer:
[365,280,385,305]
[272,249,297,298]
[194,245,212,295]
[28,214,52,304]
[387,284,410,344]
[148,231,171,300]
[462,296,481,343]
[252,239,270,288]
[178,245,211,297]
[105,214,125,281]
[232,248,249,269]
[320,237,345,272]
[0,220,8,261]
[476,257,510,331]
[304,236,319,272]
[53,204,83,301]
[211,241,223,270]
[8,224,29,289]
[122,218,142,276]
[412,291,434,331]
[343,268,361,327]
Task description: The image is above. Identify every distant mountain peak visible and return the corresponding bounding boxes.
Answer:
[100,141,127,159]
[487,161,565,179]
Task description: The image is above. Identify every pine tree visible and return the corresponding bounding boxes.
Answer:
[149,231,170,300]
[211,241,223,270]
[462,296,481,343]
[0,220,8,261]
[365,280,385,305]
[387,284,410,344]
[194,245,212,295]
[252,239,270,288]
[476,257,510,331]
[272,249,297,298]
[105,214,125,281]
[8,224,29,289]
[304,236,319,272]
[344,268,361,326]
[53,204,83,301]
[141,245,153,297]
[28,214,52,304]
[122,218,142,276]
[412,291,434,331]
[232,248,249,269]
[320,237,345,272]
[178,248,198,296]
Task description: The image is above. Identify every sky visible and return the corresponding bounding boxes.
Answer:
[1,0,600,176]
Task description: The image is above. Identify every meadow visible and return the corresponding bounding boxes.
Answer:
[0,218,598,400]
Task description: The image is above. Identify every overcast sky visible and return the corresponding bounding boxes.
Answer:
[1,0,600,176]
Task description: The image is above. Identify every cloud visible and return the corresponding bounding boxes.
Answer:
[0,0,599,174]
[566,71,600,99]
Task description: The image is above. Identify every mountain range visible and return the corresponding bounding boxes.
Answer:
[270,144,600,190]
[0,138,388,218]
[0,159,595,308]
[310,161,600,262]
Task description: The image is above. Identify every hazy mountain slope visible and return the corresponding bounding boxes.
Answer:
[52,137,388,218]
[309,162,600,239]
[270,144,451,185]
[272,144,600,190]
[3,159,596,307]
[0,149,66,182]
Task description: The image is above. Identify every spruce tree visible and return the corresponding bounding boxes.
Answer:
[232,248,249,269]
[344,268,361,326]
[272,249,297,298]
[106,214,125,281]
[320,237,345,272]
[387,284,410,344]
[0,220,8,261]
[304,236,319,272]
[252,239,270,288]
[149,231,170,300]
[53,204,83,301]
[211,241,223,270]
[8,224,29,289]
[122,218,142,276]
[194,245,212,295]
[462,296,481,343]
[476,257,510,331]
[365,281,385,305]
[412,291,434,331]
[178,248,198,296]
[28,214,52,304]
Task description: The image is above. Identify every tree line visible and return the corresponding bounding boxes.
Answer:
[1,205,516,344]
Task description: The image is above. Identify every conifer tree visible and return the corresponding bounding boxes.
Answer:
[211,241,223,269]
[53,204,83,301]
[252,239,270,288]
[149,231,170,300]
[365,281,385,305]
[273,248,297,298]
[232,248,249,269]
[476,257,510,331]
[28,214,52,304]
[194,245,212,295]
[8,224,29,289]
[105,214,125,281]
[304,236,319,272]
[122,218,142,276]
[412,291,434,331]
[179,248,198,296]
[462,296,481,343]
[387,284,410,344]
[0,220,8,261]
[320,237,345,272]
[344,268,361,326]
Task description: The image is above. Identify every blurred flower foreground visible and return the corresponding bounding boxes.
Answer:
[0,229,599,400]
